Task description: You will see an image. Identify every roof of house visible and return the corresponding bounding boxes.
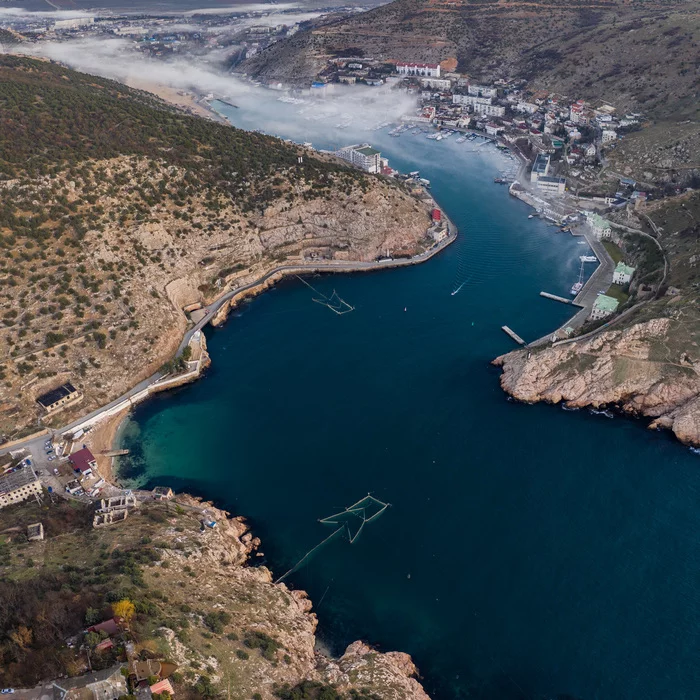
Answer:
[532,153,550,173]
[537,176,566,184]
[593,295,620,313]
[37,382,78,408]
[88,618,120,636]
[150,680,174,696]
[355,146,380,157]
[53,665,126,700]
[0,464,39,495]
[590,213,610,228]
[70,448,97,472]
[614,262,636,277]
[396,61,439,69]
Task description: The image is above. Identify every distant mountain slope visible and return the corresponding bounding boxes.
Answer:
[242,0,700,119]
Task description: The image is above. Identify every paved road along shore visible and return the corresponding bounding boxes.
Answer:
[1,225,457,461]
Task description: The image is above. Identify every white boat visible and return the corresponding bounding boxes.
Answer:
[570,260,585,295]
[456,136,467,144]
[528,214,535,219]
[580,255,598,263]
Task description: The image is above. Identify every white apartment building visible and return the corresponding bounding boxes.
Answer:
[474,103,505,117]
[54,17,94,30]
[0,465,42,509]
[516,101,539,114]
[396,62,441,77]
[335,144,381,173]
[453,94,491,107]
[468,85,497,98]
[536,176,566,196]
[421,78,452,90]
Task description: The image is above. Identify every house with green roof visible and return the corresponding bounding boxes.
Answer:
[589,213,612,239]
[613,261,635,284]
[590,294,619,321]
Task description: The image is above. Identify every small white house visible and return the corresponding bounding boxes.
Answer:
[613,262,635,285]
[590,294,619,321]
[589,213,612,239]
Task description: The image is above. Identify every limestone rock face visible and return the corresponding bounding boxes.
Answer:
[317,641,430,700]
[494,318,700,445]
[158,495,431,699]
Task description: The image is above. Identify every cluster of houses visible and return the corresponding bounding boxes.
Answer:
[583,212,637,321]
[51,616,179,700]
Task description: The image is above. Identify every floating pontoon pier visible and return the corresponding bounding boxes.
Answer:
[540,292,573,304]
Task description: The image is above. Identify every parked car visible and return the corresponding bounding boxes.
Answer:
[48,456,56,462]
[2,689,15,694]
[53,468,59,475]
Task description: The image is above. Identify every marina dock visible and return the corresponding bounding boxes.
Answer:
[502,326,526,345]
[540,292,574,305]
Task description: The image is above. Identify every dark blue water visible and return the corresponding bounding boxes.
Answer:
[118,96,700,700]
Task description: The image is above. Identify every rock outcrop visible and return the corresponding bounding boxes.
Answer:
[147,496,431,699]
[494,317,700,445]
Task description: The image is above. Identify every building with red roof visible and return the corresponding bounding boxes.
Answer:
[70,447,97,477]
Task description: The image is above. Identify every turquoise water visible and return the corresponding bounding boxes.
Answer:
[118,97,700,699]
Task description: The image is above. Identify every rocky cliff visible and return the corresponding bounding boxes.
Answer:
[0,493,431,699]
[494,316,700,446]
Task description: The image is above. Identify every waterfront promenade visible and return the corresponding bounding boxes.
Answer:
[528,226,614,346]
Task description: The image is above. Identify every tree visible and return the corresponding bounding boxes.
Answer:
[85,607,101,626]
[9,625,33,650]
[112,599,135,623]
[85,631,101,648]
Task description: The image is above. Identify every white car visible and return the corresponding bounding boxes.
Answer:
[2,689,15,694]
[53,468,60,476]
[48,456,56,462]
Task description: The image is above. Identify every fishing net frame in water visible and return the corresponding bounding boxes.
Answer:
[274,494,390,584]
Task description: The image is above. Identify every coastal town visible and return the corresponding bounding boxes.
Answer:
[1,0,700,698]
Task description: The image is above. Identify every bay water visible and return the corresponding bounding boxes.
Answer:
[118,95,700,699]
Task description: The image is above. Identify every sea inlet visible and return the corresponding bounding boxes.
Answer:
[118,96,700,699]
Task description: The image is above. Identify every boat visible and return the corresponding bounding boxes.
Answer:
[580,255,598,263]
[528,214,535,219]
[570,260,585,295]
[456,136,467,144]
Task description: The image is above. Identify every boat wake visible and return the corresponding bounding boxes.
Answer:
[451,282,465,296]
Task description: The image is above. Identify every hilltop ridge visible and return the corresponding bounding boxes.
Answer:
[242,0,700,120]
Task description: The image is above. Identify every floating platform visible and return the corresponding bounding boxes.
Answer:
[502,326,526,345]
[540,291,573,304]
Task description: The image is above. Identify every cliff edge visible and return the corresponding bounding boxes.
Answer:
[494,316,700,446]
[0,494,430,700]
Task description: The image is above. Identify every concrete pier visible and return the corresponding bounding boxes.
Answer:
[502,326,526,345]
[540,291,574,304]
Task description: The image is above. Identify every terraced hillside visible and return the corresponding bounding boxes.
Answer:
[0,56,432,441]
[242,0,700,120]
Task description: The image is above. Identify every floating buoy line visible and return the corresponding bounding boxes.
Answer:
[296,275,354,314]
[274,494,390,584]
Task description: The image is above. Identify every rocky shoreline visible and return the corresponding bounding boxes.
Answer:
[494,317,700,447]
